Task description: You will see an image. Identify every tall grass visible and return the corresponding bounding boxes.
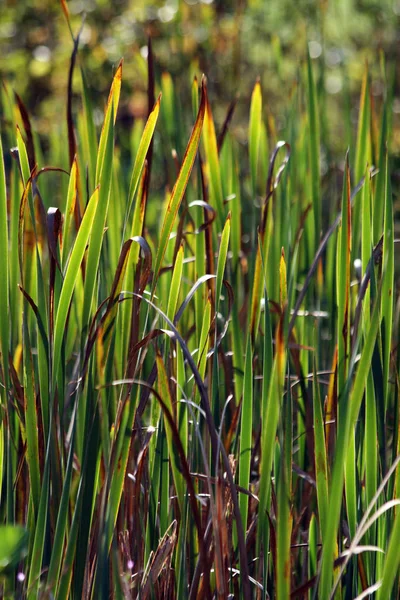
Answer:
[0,8,399,599]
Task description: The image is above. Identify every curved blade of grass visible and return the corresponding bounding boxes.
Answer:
[152,80,206,288]
[288,175,365,336]
[127,291,252,598]
[174,274,215,326]
[250,142,290,338]
[330,455,400,599]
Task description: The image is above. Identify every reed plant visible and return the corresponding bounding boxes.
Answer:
[0,5,399,599]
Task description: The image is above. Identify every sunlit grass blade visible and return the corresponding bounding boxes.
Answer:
[249,79,262,198]
[2,24,400,600]
[215,212,231,315]
[81,66,121,334]
[52,187,99,386]
[95,62,122,183]
[125,95,161,232]
[202,82,225,230]
[61,157,78,267]
[152,80,206,288]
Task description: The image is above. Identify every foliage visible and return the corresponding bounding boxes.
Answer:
[1,0,399,152]
[0,2,400,598]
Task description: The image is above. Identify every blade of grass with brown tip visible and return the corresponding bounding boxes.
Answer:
[14,92,36,172]
[127,292,252,598]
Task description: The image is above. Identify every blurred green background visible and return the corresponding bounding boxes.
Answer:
[1,0,400,153]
